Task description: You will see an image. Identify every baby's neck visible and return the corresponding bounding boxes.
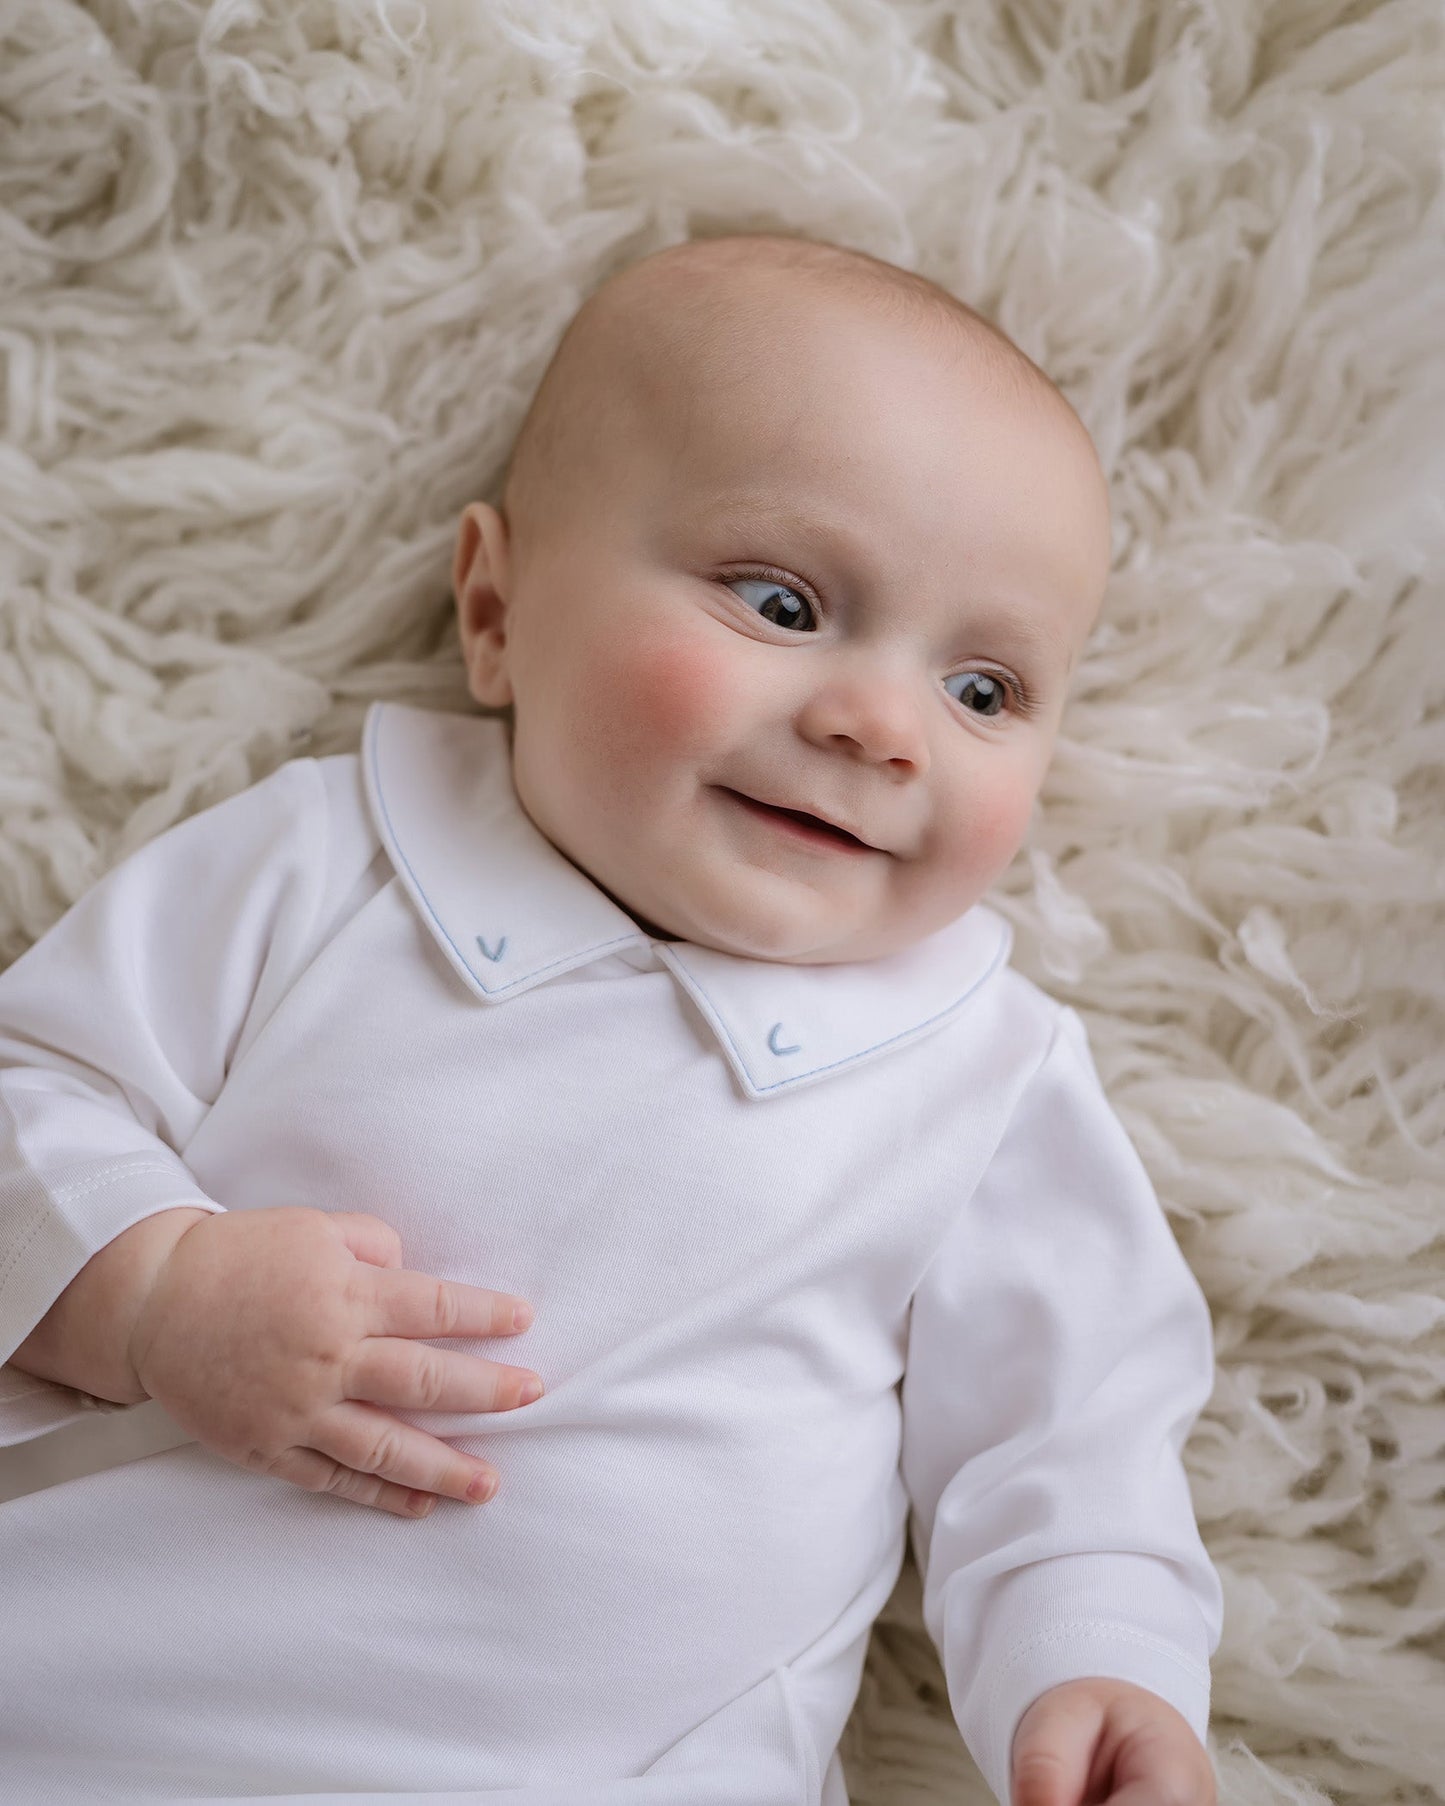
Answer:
[624,910,680,942]
[583,869,679,942]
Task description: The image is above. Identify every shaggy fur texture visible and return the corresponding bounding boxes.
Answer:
[1,2,1442,1801]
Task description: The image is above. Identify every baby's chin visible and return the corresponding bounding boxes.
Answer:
[637,895,938,967]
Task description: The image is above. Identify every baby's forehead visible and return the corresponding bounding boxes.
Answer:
[504,239,1105,557]
[628,276,1089,493]
[605,265,1013,414]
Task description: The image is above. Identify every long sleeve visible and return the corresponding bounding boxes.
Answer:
[0,757,329,1446]
[899,1004,1223,1806]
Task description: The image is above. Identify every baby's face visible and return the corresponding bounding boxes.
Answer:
[456,289,1110,964]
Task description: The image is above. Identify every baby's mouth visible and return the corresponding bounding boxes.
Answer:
[722,789,873,852]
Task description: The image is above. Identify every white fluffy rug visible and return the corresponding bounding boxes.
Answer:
[1,2,1442,1801]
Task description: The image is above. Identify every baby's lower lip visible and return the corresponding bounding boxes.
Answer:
[721,789,873,855]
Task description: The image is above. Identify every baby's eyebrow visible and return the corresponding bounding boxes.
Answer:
[695,494,1065,672]
[697,493,870,572]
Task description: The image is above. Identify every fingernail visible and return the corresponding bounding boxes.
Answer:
[467,1473,497,1503]
[407,1491,435,1516]
[511,1301,533,1331]
[518,1377,543,1405]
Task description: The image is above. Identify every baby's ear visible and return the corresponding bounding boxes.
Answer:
[454,503,514,708]
[453,500,510,613]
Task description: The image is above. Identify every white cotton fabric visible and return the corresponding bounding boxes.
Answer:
[0,701,1220,1805]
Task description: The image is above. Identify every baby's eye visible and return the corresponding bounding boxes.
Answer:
[944,672,1008,717]
[726,578,815,632]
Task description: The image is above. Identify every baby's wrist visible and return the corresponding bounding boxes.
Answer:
[114,1206,218,1400]
[11,1205,216,1405]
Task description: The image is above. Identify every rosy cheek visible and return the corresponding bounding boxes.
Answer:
[586,631,735,764]
[950,770,1036,881]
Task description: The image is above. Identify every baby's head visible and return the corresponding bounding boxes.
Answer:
[454,234,1111,965]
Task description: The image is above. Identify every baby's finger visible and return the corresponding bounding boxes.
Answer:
[1104,1775,1210,1806]
[346,1337,543,1414]
[366,1265,533,1340]
[257,1441,455,1519]
[309,1400,500,1507]
[1108,1720,1217,1806]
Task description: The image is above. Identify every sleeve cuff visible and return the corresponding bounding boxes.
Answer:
[0,1363,147,1448]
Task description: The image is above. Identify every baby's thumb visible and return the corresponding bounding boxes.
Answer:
[1010,1691,1099,1806]
[328,1211,405,1269]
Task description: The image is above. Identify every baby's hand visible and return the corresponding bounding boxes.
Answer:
[1010,1676,1216,1806]
[126,1206,541,1519]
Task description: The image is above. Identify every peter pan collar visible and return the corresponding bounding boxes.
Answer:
[361,701,1012,1102]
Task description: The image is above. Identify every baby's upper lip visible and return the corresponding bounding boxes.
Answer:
[727,788,879,851]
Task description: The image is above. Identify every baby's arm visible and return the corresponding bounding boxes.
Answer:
[899,1005,1223,1806]
[0,757,539,1511]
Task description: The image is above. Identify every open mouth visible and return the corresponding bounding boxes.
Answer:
[724,790,872,852]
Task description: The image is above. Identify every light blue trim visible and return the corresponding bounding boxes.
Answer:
[663,918,1012,1095]
[768,1024,802,1057]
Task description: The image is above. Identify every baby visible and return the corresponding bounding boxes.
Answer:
[0,234,1222,1806]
